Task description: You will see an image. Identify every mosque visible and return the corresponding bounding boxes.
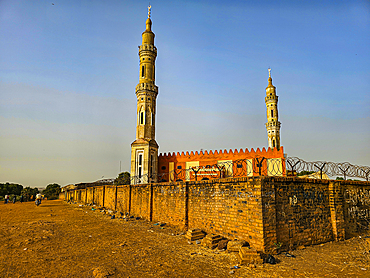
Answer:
[130,7,284,184]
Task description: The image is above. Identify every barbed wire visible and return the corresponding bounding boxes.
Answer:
[70,157,369,188]
[286,157,370,181]
[127,157,369,185]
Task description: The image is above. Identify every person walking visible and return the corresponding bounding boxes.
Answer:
[20,195,24,203]
[35,193,42,206]
[13,196,16,204]
[4,194,9,204]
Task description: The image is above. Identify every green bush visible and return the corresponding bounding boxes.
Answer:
[115,172,130,185]
[43,183,61,199]
[21,187,39,201]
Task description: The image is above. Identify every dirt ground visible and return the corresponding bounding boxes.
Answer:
[1,200,370,278]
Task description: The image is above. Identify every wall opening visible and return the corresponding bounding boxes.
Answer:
[136,151,144,183]
[140,112,144,125]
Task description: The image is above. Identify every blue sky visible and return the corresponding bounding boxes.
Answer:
[0,0,369,187]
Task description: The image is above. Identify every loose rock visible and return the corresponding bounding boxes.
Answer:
[92,266,115,278]
[218,239,230,250]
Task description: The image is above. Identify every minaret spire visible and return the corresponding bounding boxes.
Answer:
[145,5,153,32]
[265,68,281,150]
[268,68,273,86]
[130,7,159,184]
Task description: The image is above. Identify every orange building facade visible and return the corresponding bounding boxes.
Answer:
[158,147,286,182]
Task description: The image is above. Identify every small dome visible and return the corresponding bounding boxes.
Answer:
[146,18,152,31]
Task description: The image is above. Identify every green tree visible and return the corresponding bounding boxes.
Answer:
[21,187,39,201]
[43,183,61,200]
[0,182,23,196]
[115,172,130,185]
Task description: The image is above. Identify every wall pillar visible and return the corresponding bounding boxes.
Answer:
[149,184,153,221]
[184,182,189,230]
[261,177,278,253]
[102,186,105,208]
[115,185,118,211]
[128,184,132,215]
[329,181,346,241]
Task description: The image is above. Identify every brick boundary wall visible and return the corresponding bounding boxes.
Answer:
[61,177,370,253]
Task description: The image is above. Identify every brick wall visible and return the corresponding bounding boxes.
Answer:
[104,186,116,209]
[261,178,278,252]
[130,184,151,219]
[64,177,370,253]
[343,181,370,238]
[272,178,333,250]
[152,183,187,228]
[86,187,94,204]
[116,185,130,214]
[187,178,265,250]
[94,187,104,206]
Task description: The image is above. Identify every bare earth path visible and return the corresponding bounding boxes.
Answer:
[1,200,369,278]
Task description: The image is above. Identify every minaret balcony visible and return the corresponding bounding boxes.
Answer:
[265,95,278,102]
[139,44,157,54]
[136,83,158,94]
[265,121,281,128]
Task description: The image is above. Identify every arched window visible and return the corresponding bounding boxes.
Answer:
[140,111,144,125]
[273,140,276,148]
[141,65,145,78]
[136,150,144,183]
[271,110,274,117]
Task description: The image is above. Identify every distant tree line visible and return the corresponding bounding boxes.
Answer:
[0,183,39,201]
[1,182,62,201]
[0,182,23,196]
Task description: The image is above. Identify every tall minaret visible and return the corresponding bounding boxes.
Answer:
[265,68,281,150]
[130,5,159,184]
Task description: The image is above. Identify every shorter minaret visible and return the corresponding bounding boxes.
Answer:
[265,68,281,150]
